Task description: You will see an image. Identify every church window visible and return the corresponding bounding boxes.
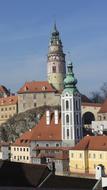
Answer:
[67,129,69,138]
[77,128,79,138]
[76,114,79,124]
[66,114,69,124]
[52,66,56,73]
[66,100,69,110]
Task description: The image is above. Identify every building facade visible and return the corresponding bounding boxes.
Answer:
[69,135,107,175]
[18,81,60,113]
[0,96,18,125]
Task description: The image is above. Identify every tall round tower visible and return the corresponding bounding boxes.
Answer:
[47,23,66,91]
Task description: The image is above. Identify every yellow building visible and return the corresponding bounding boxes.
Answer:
[0,96,18,125]
[69,135,107,175]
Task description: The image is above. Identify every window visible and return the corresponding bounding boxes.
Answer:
[14,148,16,151]
[66,114,69,124]
[52,66,56,73]
[71,153,73,158]
[76,164,78,169]
[9,107,12,110]
[89,153,91,158]
[14,156,16,159]
[56,144,59,147]
[17,148,19,151]
[20,148,22,151]
[23,156,25,160]
[46,144,49,147]
[93,154,96,158]
[27,148,29,151]
[1,108,3,111]
[76,114,79,125]
[94,164,96,169]
[5,108,7,111]
[34,103,36,107]
[80,153,82,158]
[23,103,26,109]
[23,148,25,151]
[33,94,36,99]
[67,129,69,138]
[99,154,102,159]
[66,100,69,110]
[20,156,22,159]
[27,156,29,160]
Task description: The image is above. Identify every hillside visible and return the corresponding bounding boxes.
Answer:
[0,105,60,142]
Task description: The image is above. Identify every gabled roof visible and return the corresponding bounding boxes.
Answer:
[13,112,61,145]
[71,135,107,151]
[98,99,107,113]
[0,96,18,106]
[18,81,56,94]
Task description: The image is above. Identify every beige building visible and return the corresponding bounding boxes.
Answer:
[69,135,107,175]
[18,81,60,113]
[11,138,31,164]
[0,96,18,125]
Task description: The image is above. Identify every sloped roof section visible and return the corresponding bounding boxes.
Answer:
[98,99,107,113]
[0,96,18,106]
[71,135,107,151]
[18,81,56,94]
[13,112,62,145]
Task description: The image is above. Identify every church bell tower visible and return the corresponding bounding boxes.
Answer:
[47,23,66,91]
[61,63,83,146]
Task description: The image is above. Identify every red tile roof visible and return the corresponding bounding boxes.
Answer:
[11,138,31,147]
[71,135,107,151]
[98,99,107,113]
[82,102,101,107]
[13,112,62,146]
[18,81,56,93]
[0,96,18,106]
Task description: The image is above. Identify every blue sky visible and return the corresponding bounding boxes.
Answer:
[0,0,107,96]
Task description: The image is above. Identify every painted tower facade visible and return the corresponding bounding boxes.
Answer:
[61,63,83,146]
[47,24,66,91]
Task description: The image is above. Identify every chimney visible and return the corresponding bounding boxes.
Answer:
[54,110,58,124]
[46,110,50,125]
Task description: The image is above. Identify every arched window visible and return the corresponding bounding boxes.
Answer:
[66,100,69,110]
[66,114,69,124]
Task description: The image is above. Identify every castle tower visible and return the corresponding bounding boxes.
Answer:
[61,63,83,146]
[47,23,66,91]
